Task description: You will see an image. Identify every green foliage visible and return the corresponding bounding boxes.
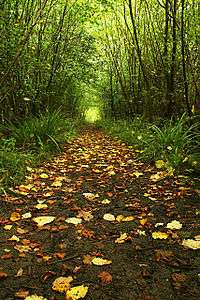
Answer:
[99,115,200,171]
[11,111,75,151]
[0,112,76,192]
[0,138,33,190]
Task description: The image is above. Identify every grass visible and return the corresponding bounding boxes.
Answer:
[98,114,200,173]
[0,111,76,192]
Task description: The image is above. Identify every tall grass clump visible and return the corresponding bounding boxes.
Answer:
[11,110,75,152]
[0,111,76,192]
[142,114,200,169]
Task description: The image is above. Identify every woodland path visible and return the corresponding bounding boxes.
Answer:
[0,128,200,300]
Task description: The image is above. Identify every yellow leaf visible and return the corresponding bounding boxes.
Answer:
[182,239,200,250]
[65,217,82,225]
[122,216,134,222]
[33,216,55,226]
[4,225,12,230]
[10,212,21,222]
[166,220,182,230]
[103,214,115,221]
[131,172,143,177]
[115,233,128,244]
[9,235,20,242]
[116,215,134,222]
[152,232,169,239]
[155,160,165,169]
[52,276,73,292]
[83,193,99,201]
[35,203,48,210]
[139,218,148,226]
[40,173,49,179]
[101,199,111,204]
[66,285,88,300]
[51,181,62,187]
[92,257,112,266]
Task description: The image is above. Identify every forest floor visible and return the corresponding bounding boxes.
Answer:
[0,128,200,300]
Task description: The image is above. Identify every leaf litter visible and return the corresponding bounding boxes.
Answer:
[0,129,200,299]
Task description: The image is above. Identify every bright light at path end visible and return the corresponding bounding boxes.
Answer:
[85,107,101,123]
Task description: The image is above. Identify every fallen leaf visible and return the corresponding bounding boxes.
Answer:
[24,295,47,300]
[15,289,30,298]
[77,210,93,221]
[1,253,13,259]
[155,250,173,262]
[131,171,143,177]
[0,271,8,279]
[10,212,21,222]
[98,271,112,284]
[155,160,165,169]
[17,227,29,234]
[4,225,12,230]
[83,255,94,265]
[65,217,82,225]
[15,268,23,277]
[52,276,73,292]
[101,199,111,204]
[182,239,200,250]
[80,228,95,239]
[166,220,182,230]
[33,216,55,226]
[83,193,99,201]
[14,245,32,253]
[92,257,112,266]
[115,233,128,244]
[40,173,49,179]
[9,235,20,242]
[19,184,34,191]
[171,273,188,289]
[139,218,148,226]
[152,232,169,239]
[35,204,48,210]
[51,181,62,187]
[22,212,32,219]
[66,285,88,300]
[103,214,115,221]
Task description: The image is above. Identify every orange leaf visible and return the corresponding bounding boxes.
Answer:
[15,289,30,298]
[98,271,112,284]
[0,271,8,279]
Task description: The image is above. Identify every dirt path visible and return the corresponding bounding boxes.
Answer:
[1,129,200,300]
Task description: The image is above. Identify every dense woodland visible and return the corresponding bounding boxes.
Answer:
[1,0,200,120]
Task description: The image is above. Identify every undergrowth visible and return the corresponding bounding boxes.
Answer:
[0,111,76,192]
[98,114,200,173]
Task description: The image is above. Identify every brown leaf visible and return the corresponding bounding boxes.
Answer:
[171,273,188,289]
[0,271,8,279]
[53,252,65,260]
[42,271,56,282]
[80,228,95,239]
[98,271,112,284]
[1,253,13,260]
[15,289,30,298]
[154,250,173,262]
[83,255,94,265]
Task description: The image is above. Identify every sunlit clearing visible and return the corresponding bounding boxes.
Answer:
[85,107,101,123]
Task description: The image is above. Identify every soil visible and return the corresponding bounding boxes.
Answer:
[0,128,200,300]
